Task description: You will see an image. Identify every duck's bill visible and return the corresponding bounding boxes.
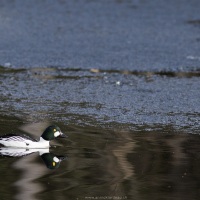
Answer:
[58,132,68,138]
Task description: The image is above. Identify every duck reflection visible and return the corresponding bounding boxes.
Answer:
[0,148,67,169]
[40,152,66,169]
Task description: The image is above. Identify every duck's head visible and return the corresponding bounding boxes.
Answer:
[41,125,67,141]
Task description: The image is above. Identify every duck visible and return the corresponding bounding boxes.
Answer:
[0,125,67,148]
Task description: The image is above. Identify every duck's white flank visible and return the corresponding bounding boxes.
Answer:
[0,136,49,148]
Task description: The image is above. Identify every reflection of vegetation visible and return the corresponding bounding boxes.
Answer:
[0,115,23,199]
[38,125,200,200]
[128,132,200,200]
[0,157,20,200]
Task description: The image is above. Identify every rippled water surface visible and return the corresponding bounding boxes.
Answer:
[0,66,199,132]
[0,116,200,200]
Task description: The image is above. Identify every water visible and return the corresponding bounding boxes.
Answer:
[0,59,199,200]
[0,1,199,199]
[0,66,200,133]
[1,116,200,200]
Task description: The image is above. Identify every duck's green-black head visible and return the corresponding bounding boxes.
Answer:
[41,125,67,141]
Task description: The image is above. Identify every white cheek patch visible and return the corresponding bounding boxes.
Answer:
[54,131,60,137]
[53,157,59,162]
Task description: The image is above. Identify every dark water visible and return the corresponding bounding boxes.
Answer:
[1,116,200,200]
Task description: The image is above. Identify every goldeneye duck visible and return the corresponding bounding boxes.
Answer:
[0,125,67,148]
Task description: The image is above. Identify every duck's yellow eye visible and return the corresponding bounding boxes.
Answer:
[53,129,56,132]
[52,162,56,166]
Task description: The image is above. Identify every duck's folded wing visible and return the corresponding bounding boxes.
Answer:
[0,134,37,142]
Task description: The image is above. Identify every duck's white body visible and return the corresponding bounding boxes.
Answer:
[0,125,66,149]
[0,135,49,149]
